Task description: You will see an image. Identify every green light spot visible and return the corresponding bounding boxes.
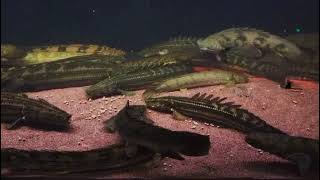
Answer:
[295,28,301,33]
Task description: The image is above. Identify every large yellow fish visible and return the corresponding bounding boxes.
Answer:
[23,44,126,64]
[197,28,302,60]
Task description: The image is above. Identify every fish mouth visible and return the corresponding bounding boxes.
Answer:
[87,87,119,99]
[86,88,105,99]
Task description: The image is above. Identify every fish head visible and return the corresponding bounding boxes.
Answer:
[231,73,249,83]
[138,37,199,58]
[33,108,71,129]
[138,46,169,58]
[86,80,118,99]
[1,44,25,58]
[145,97,174,112]
[39,110,71,121]
[197,37,224,53]
[1,44,16,57]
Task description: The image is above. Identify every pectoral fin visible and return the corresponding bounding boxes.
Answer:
[5,116,26,130]
[172,110,188,121]
[287,153,312,176]
[104,116,118,133]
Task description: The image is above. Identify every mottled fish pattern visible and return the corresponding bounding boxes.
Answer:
[197,28,302,60]
[22,44,126,64]
[217,48,319,88]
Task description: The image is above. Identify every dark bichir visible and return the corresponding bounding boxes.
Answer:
[246,132,319,176]
[145,93,285,134]
[1,92,71,131]
[1,144,156,174]
[218,49,319,88]
[86,63,194,99]
[105,101,210,160]
[1,55,125,92]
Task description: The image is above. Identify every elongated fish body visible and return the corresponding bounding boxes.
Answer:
[105,102,210,160]
[1,92,71,130]
[22,44,126,64]
[115,52,214,76]
[145,93,284,134]
[138,36,201,57]
[86,63,194,99]
[1,55,125,92]
[246,132,319,176]
[197,28,302,60]
[218,48,319,88]
[146,70,248,94]
[114,54,181,74]
[1,144,155,174]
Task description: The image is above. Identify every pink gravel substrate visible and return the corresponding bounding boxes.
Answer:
[1,77,319,179]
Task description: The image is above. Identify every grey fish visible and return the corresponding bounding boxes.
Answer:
[1,144,156,175]
[105,101,211,160]
[246,132,319,176]
[1,92,71,131]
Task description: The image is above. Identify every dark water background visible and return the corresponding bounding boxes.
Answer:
[1,0,319,51]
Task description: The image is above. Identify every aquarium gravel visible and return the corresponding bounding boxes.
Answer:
[1,77,318,179]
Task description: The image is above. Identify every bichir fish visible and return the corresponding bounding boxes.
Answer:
[1,92,71,131]
[1,144,156,175]
[1,55,125,92]
[197,28,302,60]
[145,93,285,134]
[105,101,211,160]
[246,132,319,176]
[143,69,248,98]
[86,63,194,99]
[22,44,126,64]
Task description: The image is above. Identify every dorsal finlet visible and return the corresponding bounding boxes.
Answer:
[191,92,201,99]
[192,93,231,105]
